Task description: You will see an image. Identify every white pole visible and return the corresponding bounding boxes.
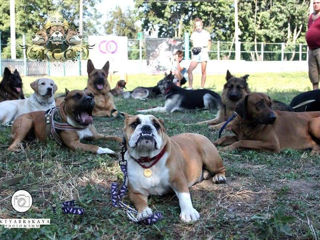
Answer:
[234,0,240,61]
[10,0,16,59]
[79,0,83,36]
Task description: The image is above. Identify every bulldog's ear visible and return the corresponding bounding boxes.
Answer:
[235,95,249,119]
[242,74,249,82]
[226,70,233,81]
[87,59,95,75]
[53,83,58,93]
[102,61,109,76]
[30,79,39,92]
[65,88,70,96]
[158,118,166,132]
[4,67,11,78]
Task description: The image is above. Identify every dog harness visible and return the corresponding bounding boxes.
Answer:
[111,141,163,225]
[45,107,83,145]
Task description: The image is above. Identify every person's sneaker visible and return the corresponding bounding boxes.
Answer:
[186,87,193,90]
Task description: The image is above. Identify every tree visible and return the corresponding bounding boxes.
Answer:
[135,0,234,40]
[104,6,139,38]
[238,0,309,60]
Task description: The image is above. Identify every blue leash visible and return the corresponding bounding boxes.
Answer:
[218,112,237,138]
[110,144,163,225]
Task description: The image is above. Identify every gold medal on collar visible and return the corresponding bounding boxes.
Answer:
[143,169,152,178]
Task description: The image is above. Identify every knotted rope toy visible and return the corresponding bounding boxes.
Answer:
[110,142,163,225]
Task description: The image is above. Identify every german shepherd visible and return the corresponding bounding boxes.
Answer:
[196,70,250,129]
[86,59,119,117]
[0,67,24,102]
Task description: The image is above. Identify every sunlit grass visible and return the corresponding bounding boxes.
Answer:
[22,72,311,95]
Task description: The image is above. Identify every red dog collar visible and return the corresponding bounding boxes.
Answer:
[131,144,167,169]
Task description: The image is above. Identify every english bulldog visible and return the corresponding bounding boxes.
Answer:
[123,114,226,222]
[0,78,57,125]
[8,89,121,153]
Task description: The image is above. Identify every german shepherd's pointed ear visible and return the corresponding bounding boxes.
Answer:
[30,79,39,92]
[87,59,95,75]
[235,95,249,119]
[226,70,233,81]
[65,88,70,96]
[13,69,20,76]
[242,74,249,82]
[102,61,109,76]
[4,67,11,79]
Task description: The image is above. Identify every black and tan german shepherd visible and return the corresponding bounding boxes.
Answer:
[0,67,24,102]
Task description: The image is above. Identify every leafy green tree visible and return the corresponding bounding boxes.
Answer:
[104,6,139,39]
[238,0,309,60]
[135,0,234,40]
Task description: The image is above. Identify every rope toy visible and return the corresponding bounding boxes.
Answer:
[110,143,163,225]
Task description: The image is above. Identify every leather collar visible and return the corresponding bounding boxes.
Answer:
[130,144,167,169]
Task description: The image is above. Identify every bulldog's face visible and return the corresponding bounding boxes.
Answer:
[30,78,57,97]
[124,114,166,155]
[64,89,95,126]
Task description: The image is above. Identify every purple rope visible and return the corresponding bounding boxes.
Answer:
[111,148,163,225]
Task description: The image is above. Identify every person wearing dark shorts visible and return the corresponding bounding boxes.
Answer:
[306,0,320,90]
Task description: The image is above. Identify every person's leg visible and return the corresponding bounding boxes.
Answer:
[200,61,207,88]
[313,49,320,90]
[188,61,198,89]
[308,49,319,90]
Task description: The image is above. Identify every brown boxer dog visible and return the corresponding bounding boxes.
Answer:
[86,59,119,117]
[214,92,320,154]
[8,89,121,153]
[123,114,226,223]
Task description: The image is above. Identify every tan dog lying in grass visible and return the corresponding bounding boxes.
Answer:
[9,89,121,153]
[215,92,320,154]
[123,114,226,222]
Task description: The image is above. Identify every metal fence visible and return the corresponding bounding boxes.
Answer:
[128,39,309,61]
[0,40,309,76]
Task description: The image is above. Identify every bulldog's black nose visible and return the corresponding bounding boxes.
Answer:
[141,125,152,134]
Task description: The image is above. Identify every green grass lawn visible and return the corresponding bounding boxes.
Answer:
[23,71,312,96]
[1,72,319,239]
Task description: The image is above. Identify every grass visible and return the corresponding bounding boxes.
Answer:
[1,72,320,239]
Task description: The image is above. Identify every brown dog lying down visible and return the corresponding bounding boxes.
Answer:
[214,92,320,154]
[8,89,121,153]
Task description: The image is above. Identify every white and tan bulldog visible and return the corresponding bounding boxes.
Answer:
[123,114,226,223]
[0,78,57,125]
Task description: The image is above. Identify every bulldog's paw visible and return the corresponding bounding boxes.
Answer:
[97,147,115,155]
[180,208,200,223]
[213,174,226,184]
[137,207,153,220]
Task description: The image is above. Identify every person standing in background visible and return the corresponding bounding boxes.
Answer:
[306,0,320,90]
[187,18,211,89]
